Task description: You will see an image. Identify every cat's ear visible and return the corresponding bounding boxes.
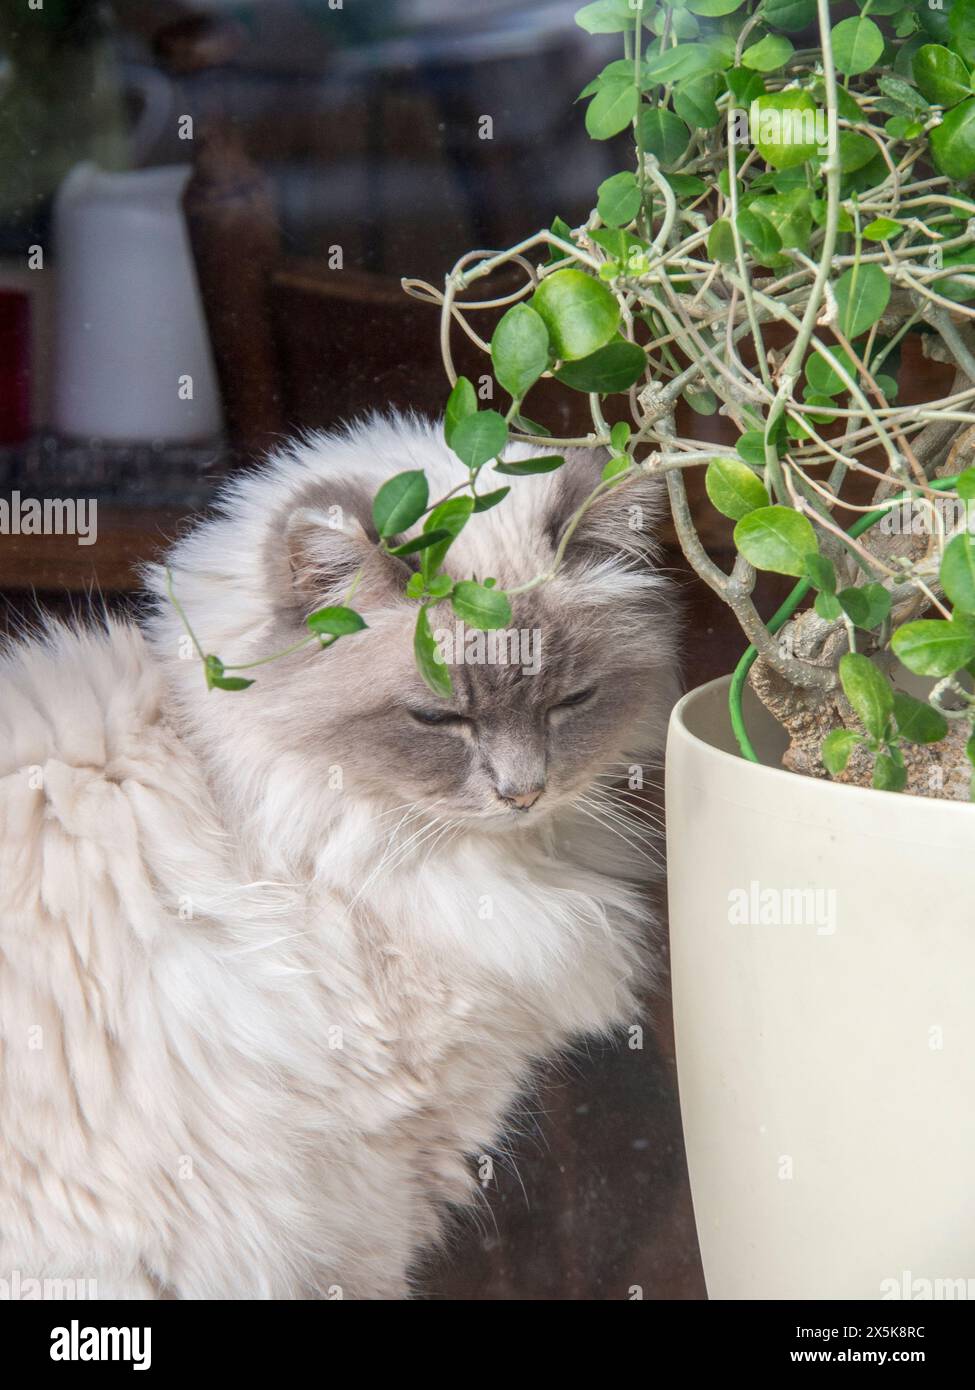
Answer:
[544,448,664,569]
[280,501,409,613]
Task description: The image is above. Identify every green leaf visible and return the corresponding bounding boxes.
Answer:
[610,420,631,452]
[736,431,766,467]
[650,5,700,40]
[450,410,508,469]
[839,651,894,741]
[372,470,429,538]
[891,619,975,676]
[511,412,551,437]
[204,655,255,692]
[884,116,918,140]
[876,373,899,403]
[815,591,843,621]
[704,456,770,520]
[956,467,975,501]
[643,43,727,85]
[803,552,836,594]
[726,66,765,106]
[743,34,794,72]
[833,264,891,340]
[806,344,856,397]
[306,605,368,637]
[930,99,975,180]
[751,91,824,169]
[209,675,256,692]
[940,532,975,613]
[426,575,454,600]
[837,131,878,174]
[665,173,709,198]
[554,336,646,393]
[863,216,904,242]
[737,424,785,465]
[414,606,452,698]
[472,487,510,513]
[822,728,860,775]
[545,216,573,267]
[837,583,892,630]
[949,0,975,64]
[585,80,639,139]
[387,529,452,557]
[444,377,477,448]
[577,59,635,101]
[637,107,690,166]
[873,752,907,793]
[494,454,566,476]
[597,171,641,228]
[877,73,931,117]
[893,692,949,745]
[913,45,972,108]
[934,248,975,303]
[802,391,838,424]
[708,218,736,264]
[736,208,782,262]
[491,304,550,401]
[749,188,813,249]
[532,269,620,362]
[812,198,845,233]
[684,387,718,416]
[685,0,744,14]
[589,225,646,268]
[575,0,648,35]
[831,16,885,76]
[420,495,475,580]
[673,73,723,129]
[763,0,816,33]
[451,580,513,631]
[733,505,819,577]
[602,455,630,482]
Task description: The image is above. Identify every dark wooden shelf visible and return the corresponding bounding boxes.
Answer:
[0,505,193,593]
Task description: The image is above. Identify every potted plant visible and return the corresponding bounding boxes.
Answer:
[398,0,975,1300]
[173,0,975,1298]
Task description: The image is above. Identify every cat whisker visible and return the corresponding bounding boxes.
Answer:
[347,806,444,905]
[363,815,447,891]
[573,800,650,862]
[572,798,662,867]
[421,817,460,870]
[582,788,662,842]
[577,793,666,869]
[590,776,666,808]
[596,789,667,830]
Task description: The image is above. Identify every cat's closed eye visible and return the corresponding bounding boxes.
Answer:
[551,686,596,711]
[409,708,470,728]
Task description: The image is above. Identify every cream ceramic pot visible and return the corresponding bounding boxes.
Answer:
[666,675,975,1300]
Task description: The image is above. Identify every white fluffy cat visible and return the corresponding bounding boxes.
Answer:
[0,414,678,1299]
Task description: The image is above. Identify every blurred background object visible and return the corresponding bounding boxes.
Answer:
[0,287,29,445]
[52,161,222,442]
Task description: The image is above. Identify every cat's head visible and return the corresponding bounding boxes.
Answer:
[157,416,678,839]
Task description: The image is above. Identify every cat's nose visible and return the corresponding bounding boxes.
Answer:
[498,786,544,811]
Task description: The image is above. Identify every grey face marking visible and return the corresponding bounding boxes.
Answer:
[319,584,671,824]
[252,446,677,828]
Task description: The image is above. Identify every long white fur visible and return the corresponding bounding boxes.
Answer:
[0,415,673,1299]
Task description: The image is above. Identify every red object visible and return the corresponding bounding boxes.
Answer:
[0,289,31,445]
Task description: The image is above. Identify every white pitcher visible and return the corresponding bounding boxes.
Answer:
[52,163,222,444]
